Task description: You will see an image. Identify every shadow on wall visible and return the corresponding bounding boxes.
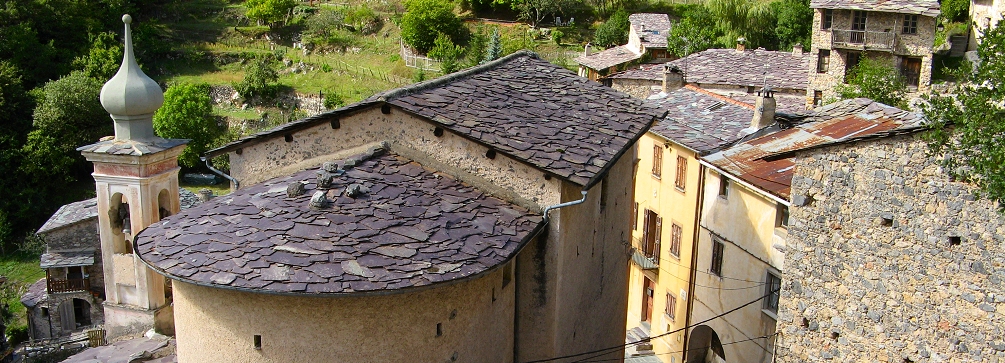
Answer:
[687,324,724,363]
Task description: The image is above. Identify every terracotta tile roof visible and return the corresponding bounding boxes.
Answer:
[575,45,643,71]
[210,51,662,188]
[809,0,940,17]
[703,98,927,199]
[135,146,544,296]
[630,13,673,49]
[664,48,811,90]
[646,86,755,153]
[77,138,188,156]
[37,198,99,235]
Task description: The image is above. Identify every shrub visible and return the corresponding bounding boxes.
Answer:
[941,0,970,23]
[234,57,280,101]
[551,29,565,45]
[401,0,466,53]
[346,6,383,34]
[593,9,629,48]
[245,0,298,27]
[429,33,464,74]
[153,83,221,168]
[323,89,345,109]
[836,57,907,108]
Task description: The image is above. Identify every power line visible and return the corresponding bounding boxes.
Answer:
[574,332,781,363]
[523,288,780,363]
[651,259,767,291]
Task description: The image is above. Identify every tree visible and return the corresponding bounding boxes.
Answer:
[245,0,298,27]
[666,6,722,58]
[401,0,466,54]
[72,31,124,80]
[836,57,908,108]
[429,33,464,74]
[511,0,582,27]
[235,57,280,101]
[593,9,629,48]
[705,0,777,49]
[154,83,221,168]
[941,0,970,23]
[773,0,812,50]
[923,22,1005,207]
[484,28,502,63]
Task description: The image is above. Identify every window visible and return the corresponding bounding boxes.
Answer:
[642,210,662,262]
[764,271,782,315]
[813,91,824,107]
[710,238,724,276]
[652,145,663,178]
[665,292,677,320]
[903,14,918,34]
[669,223,682,258]
[633,202,639,231]
[674,155,687,190]
[845,52,862,79]
[717,177,730,198]
[817,49,830,73]
[776,204,789,229]
[851,11,867,43]
[821,9,833,30]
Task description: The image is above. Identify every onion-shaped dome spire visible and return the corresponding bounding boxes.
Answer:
[99,14,163,141]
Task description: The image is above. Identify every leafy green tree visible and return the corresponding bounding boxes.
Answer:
[551,29,564,44]
[73,31,124,80]
[401,0,466,54]
[510,0,582,27]
[666,6,723,57]
[429,33,464,74]
[345,6,382,34]
[836,57,907,108]
[593,9,630,48]
[323,89,345,109]
[235,57,280,101]
[154,83,220,168]
[773,0,812,50]
[25,72,109,159]
[484,28,502,63]
[705,0,777,49]
[245,0,298,27]
[923,22,1005,207]
[941,0,970,23]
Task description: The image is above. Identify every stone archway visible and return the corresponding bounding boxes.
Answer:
[57,298,92,333]
[687,325,725,363]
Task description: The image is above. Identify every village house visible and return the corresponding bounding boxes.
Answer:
[773,116,1005,361]
[577,13,673,81]
[970,0,1004,50]
[625,84,756,362]
[806,0,940,105]
[609,45,810,112]
[693,96,924,363]
[84,17,664,359]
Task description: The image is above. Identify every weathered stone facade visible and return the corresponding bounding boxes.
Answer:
[777,134,1005,362]
[807,8,937,106]
[970,0,1005,51]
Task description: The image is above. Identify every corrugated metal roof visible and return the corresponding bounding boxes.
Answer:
[703,98,926,200]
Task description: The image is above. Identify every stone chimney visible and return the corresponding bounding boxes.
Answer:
[663,64,684,92]
[792,43,804,56]
[736,37,747,52]
[751,87,776,129]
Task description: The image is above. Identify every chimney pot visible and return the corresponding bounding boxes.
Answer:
[663,65,684,92]
[736,37,747,52]
[751,87,776,130]
[792,43,804,56]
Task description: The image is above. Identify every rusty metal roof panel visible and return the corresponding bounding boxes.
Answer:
[704,98,925,200]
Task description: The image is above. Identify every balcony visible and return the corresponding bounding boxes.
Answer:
[630,237,660,270]
[831,29,897,51]
[47,278,90,294]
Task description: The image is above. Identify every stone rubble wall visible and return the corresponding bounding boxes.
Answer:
[777,134,1005,362]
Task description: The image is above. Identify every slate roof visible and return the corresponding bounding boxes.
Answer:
[809,0,940,17]
[38,198,99,235]
[209,51,662,188]
[608,63,665,80]
[135,146,544,296]
[646,86,755,153]
[78,138,189,156]
[41,250,96,268]
[575,45,643,71]
[629,13,673,49]
[727,94,808,114]
[20,279,47,308]
[664,48,811,90]
[703,98,927,199]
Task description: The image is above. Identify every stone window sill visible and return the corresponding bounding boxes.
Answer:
[762,309,778,321]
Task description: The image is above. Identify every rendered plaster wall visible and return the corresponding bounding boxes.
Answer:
[229,107,562,210]
[776,134,1005,362]
[173,269,514,363]
[625,134,701,362]
[808,9,937,103]
[689,169,785,363]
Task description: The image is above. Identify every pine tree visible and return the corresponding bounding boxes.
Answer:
[484,28,502,63]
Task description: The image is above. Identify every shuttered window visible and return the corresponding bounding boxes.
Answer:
[674,155,687,190]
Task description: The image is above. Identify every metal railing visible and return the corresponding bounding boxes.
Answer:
[831,29,897,51]
[47,278,89,294]
[631,237,660,270]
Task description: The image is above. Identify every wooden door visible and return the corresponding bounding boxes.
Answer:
[58,301,75,333]
[642,277,655,322]
[901,57,922,87]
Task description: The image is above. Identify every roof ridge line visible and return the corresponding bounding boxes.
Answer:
[377,50,539,102]
[684,85,755,110]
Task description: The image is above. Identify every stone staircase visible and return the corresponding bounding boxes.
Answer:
[627,323,655,357]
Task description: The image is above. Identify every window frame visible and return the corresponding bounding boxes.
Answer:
[717,177,730,199]
[665,291,677,321]
[817,49,831,73]
[674,155,687,191]
[632,202,639,231]
[902,14,918,34]
[642,210,661,263]
[821,9,833,30]
[669,222,682,258]
[763,270,782,316]
[776,204,789,229]
[652,144,663,178]
[710,238,724,277]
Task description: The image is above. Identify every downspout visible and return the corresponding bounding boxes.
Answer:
[681,161,706,361]
[541,190,588,222]
[201,156,240,190]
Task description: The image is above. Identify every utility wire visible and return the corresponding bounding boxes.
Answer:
[652,259,767,291]
[523,288,780,363]
[574,332,781,363]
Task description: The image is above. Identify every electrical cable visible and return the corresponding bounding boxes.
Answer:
[523,288,780,363]
[574,332,781,363]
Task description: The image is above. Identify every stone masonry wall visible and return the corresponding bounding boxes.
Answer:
[611,79,660,99]
[777,134,1005,362]
[43,221,99,252]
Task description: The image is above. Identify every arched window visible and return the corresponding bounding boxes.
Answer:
[108,193,133,254]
